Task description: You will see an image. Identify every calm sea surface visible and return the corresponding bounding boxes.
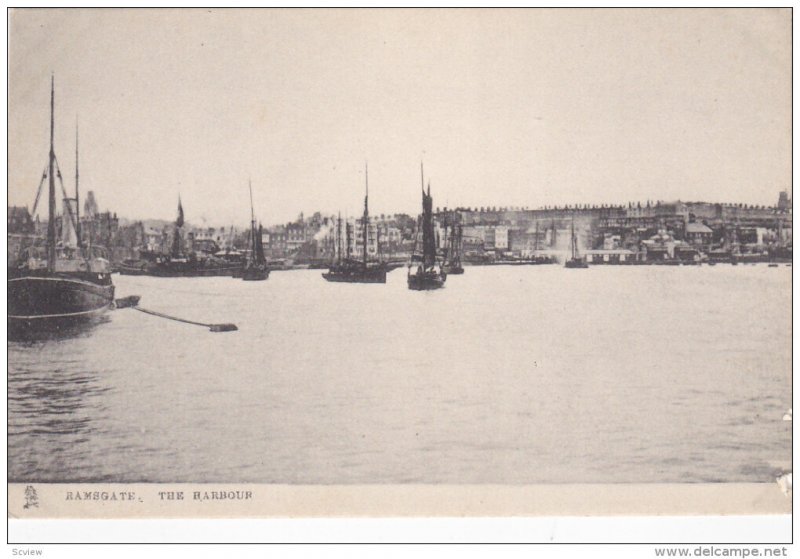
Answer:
[8,265,792,483]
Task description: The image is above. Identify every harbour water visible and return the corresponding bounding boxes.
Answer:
[8,265,792,484]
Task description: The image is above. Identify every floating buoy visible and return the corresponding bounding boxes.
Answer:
[114,295,140,309]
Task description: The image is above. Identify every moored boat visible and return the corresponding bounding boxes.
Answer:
[8,77,115,332]
[117,253,240,277]
[239,181,270,281]
[117,199,240,277]
[442,211,464,275]
[322,260,387,283]
[323,164,387,284]
[408,164,446,290]
[565,218,589,269]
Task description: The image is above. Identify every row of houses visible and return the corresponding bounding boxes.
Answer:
[443,192,792,259]
[9,191,792,264]
[259,212,416,261]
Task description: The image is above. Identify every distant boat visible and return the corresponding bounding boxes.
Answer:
[408,163,446,290]
[240,181,269,281]
[565,218,589,269]
[322,164,387,283]
[118,198,240,277]
[443,211,464,275]
[8,77,115,331]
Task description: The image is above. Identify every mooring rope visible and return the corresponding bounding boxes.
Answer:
[114,296,237,332]
[133,307,237,332]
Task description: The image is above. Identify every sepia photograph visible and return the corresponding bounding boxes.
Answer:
[6,6,793,546]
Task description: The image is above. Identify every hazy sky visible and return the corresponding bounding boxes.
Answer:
[8,8,791,226]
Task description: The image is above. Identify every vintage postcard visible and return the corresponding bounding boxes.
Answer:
[6,7,792,541]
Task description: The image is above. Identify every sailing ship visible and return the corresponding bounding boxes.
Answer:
[8,77,115,331]
[408,164,447,290]
[240,182,269,281]
[118,198,240,277]
[565,218,589,268]
[322,164,387,283]
[443,211,464,275]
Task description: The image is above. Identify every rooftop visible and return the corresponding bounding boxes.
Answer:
[685,222,713,234]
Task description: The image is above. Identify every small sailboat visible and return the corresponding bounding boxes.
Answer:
[408,163,446,290]
[565,218,589,269]
[322,163,387,283]
[443,211,464,275]
[8,77,115,333]
[241,181,270,281]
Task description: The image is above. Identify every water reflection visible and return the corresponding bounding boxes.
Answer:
[6,268,793,483]
[8,361,108,482]
[7,314,111,343]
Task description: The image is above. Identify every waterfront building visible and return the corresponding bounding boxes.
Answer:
[350,219,379,259]
[264,225,287,257]
[78,191,120,250]
[144,227,167,252]
[286,220,306,252]
[778,191,791,211]
[685,222,713,248]
[494,226,509,251]
[585,249,636,264]
[8,206,35,234]
[7,206,38,266]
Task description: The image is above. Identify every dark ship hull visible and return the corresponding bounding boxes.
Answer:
[565,258,589,269]
[444,264,464,275]
[241,265,270,281]
[322,263,387,283]
[8,271,115,330]
[491,257,555,266]
[118,260,239,277]
[407,269,446,290]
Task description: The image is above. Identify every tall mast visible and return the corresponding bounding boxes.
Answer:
[75,118,82,249]
[571,219,577,259]
[47,75,57,271]
[442,213,447,259]
[249,179,256,258]
[363,162,369,267]
[450,212,458,262]
[346,220,352,259]
[249,179,255,224]
[172,195,184,257]
[418,161,425,265]
[336,212,342,264]
[376,221,382,261]
[420,177,436,268]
